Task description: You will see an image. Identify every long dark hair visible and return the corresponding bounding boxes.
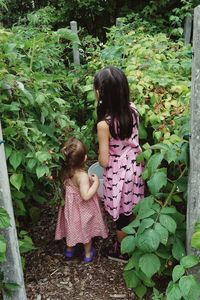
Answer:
[60,137,87,183]
[94,66,138,140]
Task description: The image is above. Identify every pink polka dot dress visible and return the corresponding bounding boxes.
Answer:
[55,179,108,247]
[103,108,144,221]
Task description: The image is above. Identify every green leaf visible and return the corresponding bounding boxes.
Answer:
[139,123,147,139]
[10,173,23,191]
[175,177,188,193]
[139,254,160,278]
[159,215,177,234]
[180,255,199,269]
[179,275,200,299]
[123,270,140,288]
[154,223,169,245]
[172,265,185,282]
[146,153,164,176]
[172,238,186,260]
[160,207,177,214]
[0,208,11,228]
[122,225,136,234]
[121,235,136,254]
[166,282,182,300]
[27,159,37,170]
[137,229,160,252]
[9,151,23,170]
[191,232,200,250]
[36,165,49,179]
[135,284,147,299]
[0,235,6,262]
[138,218,154,234]
[147,170,167,195]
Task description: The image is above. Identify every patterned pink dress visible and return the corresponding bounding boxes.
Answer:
[55,179,108,247]
[103,108,144,221]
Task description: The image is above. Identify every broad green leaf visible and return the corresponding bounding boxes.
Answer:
[27,159,37,170]
[139,254,160,278]
[172,265,185,282]
[137,229,160,252]
[138,218,154,234]
[134,196,154,215]
[0,235,6,262]
[0,208,11,228]
[36,165,49,179]
[9,151,23,170]
[146,153,164,176]
[10,173,23,190]
[154,223,168,245]
[121,235,136,254]
[123,270,140,288]
[161,207,177,214]
[180,255,199,269]
[159,215,177,234]
[135,284,147,299]
[166,282,182,300]
[172,238,186,260]
[147,171,167,195]
[191,232,200,250]
[122,225,136,234]
[179,275,200,299]
[138,209,156,219]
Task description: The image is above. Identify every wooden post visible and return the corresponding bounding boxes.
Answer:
[187,5,200,280]
[116,17,123,27]
[0,121,27,300]
[70,21,80,65]
[184,15,193,45]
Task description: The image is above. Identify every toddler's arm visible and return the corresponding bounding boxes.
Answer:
[78,172,99,201]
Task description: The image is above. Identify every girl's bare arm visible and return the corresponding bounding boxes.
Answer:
[78,172,99,201]
[97,120,109,168]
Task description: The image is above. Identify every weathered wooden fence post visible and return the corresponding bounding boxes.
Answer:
[184,14,193,45]
[70,21,80,65]
[116,17,123,27]
[187,4,200,280]
[0,121,27,300]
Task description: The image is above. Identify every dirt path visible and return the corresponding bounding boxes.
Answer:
[25,204,135,300]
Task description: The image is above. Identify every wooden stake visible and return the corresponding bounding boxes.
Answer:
[187,5,200,280]
[70,21,80,65]
[0,121,27,300]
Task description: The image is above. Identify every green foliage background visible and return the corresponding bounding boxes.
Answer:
[0,0,199,298]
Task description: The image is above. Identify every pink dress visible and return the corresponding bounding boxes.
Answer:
[103,108,144,221]
[55,179,108,247]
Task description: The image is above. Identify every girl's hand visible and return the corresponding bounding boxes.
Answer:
[91,174,99,185]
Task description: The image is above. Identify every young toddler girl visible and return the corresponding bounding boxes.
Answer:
[55,137,108,262]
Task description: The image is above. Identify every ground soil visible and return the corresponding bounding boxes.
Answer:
[24,204,137,300]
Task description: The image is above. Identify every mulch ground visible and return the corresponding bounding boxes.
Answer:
[24,203,136,300]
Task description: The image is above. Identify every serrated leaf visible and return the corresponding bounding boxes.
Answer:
[172,238,186,260]
[122,225,136,234]
[146,153,164,176]
[166,282,182,300]
[9,151,23,170]
[154,223,169,245]
[147,171,167,195]
[161,207,177,214]
[36,165,49,179]
[137,229,160,252]
[138,218,154,234]
[172,265,185,282]
[179,275,200,299]
[135,284,147,299]
[139,254,161,278]
[123,270,140,288]
[159,215,177,234]
[191,232,200,250]
[0,208,11,228]
[180,255,199,269]
[121,235,136,254]
[10,173,23,190]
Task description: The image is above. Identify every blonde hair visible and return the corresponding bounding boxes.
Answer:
[60,137,87,182]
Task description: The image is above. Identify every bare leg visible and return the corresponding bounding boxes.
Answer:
[116,230,126,243]
[66,245,74,252]
[84,240,92,258]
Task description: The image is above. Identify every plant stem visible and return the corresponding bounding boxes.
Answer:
[164,166,187,207]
